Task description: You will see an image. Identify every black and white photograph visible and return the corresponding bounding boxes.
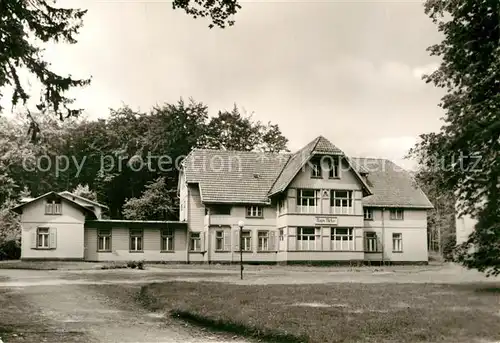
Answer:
[0,0,499,342]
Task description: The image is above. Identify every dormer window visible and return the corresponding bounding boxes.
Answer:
[310,159,322,178]
[45,199,62,215]
[328,157,340,179]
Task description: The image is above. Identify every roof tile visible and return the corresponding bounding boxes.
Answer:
[182,137,433,209]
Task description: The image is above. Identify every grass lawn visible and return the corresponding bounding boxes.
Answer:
[138,281,500,343]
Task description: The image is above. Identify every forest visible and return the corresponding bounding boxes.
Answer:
[0,99,290,258]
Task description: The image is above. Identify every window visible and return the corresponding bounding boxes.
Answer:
[331,190,353,214]
[258,231,269,251]
[210,205,231,215]
[97,229,111,252]
[241,231,252,251]
[161,228,174,251]
[297,227,320,250]
[279,228,284,241]
[215,230,225,251]
[364,208,373,220]
[331,228,354,251]
[390,209,404,220]
[190,232,201,251]
[310,159,322,178]
[392,233,403,252]
[37,228,50,248]
[365,232,378,252]
[327,157,340,178]
[45,199,62,215]
[297,189,319,213]
[278,198,286,215]
[246,206,263,218]
[129,229,143,252]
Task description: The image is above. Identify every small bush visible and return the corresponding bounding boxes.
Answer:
[0,239,21,260]
[137,260,145,270]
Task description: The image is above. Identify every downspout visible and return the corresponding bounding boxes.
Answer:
[186,187,190,265]
[381,207,385,265]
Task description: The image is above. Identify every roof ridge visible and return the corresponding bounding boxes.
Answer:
[266,154,292,195]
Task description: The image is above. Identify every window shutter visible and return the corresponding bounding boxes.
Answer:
[49,228,57,249]
[376,233,382,252]
[269,231,276,251]
[31,230,37,249]
[233,230,240,251]
[223,230,231,251]
[200,232,206,251]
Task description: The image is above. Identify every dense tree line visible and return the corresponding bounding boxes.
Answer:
[0,99,288,243]
[410,0,500,275]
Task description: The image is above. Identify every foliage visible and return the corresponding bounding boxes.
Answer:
[409,0,500,275]
[1,0,240,128]
[122,177,174,220]
[0,0,90,121]
[0,99,288,219]
[0,239,21,260]
[71,184,97,202]
[201,105,289,152]
[0,199,20,243]
[172,0,241,28]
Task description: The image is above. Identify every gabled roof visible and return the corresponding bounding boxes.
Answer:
[182,149,291,204]
[181,136,433,209]
[58,191,109,209]
[11,191,98,218]
[268,136,372,196]
[352,158,434,209]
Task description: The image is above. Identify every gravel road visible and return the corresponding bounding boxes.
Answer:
[0,270,248,343]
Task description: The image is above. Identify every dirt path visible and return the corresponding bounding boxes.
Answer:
[0,275,247,343]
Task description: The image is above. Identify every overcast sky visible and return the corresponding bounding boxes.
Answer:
[2,0,445,169]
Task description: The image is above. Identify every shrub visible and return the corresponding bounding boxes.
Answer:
[0,239,21,260]
[137,260,145,270]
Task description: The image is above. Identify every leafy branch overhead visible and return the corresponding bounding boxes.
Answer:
[0,0,91,120]
[409,0,500,275]
[0,0,241,125]
[172,0,241,28]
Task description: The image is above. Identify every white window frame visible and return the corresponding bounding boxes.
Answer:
[390,208,404,220]
[297,227,320,250]
[279,228,284,241]
[331,190,353,215]
[328,157,340,178]
[37,227,50,248]
[365,232,378,252]
[310,159,322,178]
[392,233,403,252]
[331,228,354,251]
[45,199,62,215]
[241,230,252,251]
[363,208,373,220]
[97,229,112,252]
[129,229,143,252]
[190,232,201,251]
[161,228,174,251]
[297,189,319,213]
[215,230,225,251]
[257,231,269,251]
[246,206,263,218]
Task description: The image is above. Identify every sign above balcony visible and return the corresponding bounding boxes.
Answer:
[315,216,338,225]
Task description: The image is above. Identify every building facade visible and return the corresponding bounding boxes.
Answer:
[178,136,433,264]
[13,136,433,264]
